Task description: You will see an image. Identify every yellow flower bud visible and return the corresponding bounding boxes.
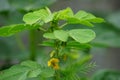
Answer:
[47,58,60,70]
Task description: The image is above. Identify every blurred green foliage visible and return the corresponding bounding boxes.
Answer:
[92,69,120,80]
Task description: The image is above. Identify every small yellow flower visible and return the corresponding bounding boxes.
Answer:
[48,58,60,70]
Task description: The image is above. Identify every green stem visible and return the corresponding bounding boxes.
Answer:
[55,70,60,80]
[60,23,68,28]
[51,20,62,80]
[29,30,36,61]
[38,27,47,32]
[15,34,26,51]
[54,40,60,57]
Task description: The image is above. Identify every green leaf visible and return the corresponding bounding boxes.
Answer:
[0,61,42,80]
[82,13,105,23]
[88,18,105,23]
[43,30,69,42]
[54,30,69,42]
[0,65,29,80]
[67,17,94,27]
[39,68,55,78]
[74,10,88,19]
[0,24,39,37]
[69,29,96,43]
[43,33,56,39]
[67,10,105,27]
[44,14,54,23]
[54,7,74,20]
[81,13,96,20]
[21,61,42,78]
[67,41,91,49]
[23,9,51,25]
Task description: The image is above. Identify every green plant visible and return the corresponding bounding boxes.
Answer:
[0,7,104,80]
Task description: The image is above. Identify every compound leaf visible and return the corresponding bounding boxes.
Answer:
[67,10,105,27]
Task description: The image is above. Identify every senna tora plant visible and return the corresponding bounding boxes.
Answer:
[0,7,104,80]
